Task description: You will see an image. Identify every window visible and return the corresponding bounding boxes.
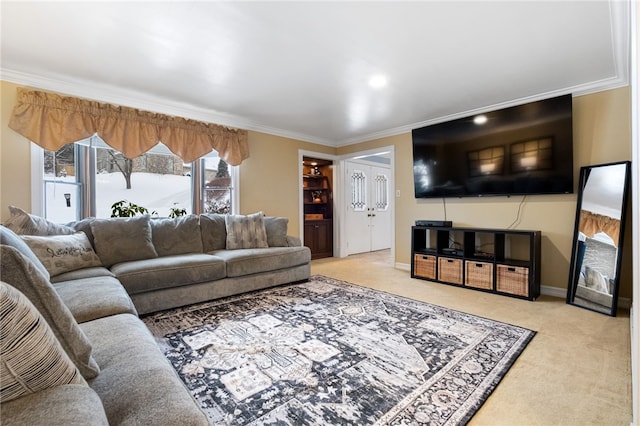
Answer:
[38,136,237,221]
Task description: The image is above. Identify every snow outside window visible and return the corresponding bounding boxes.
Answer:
[41,136,234,221]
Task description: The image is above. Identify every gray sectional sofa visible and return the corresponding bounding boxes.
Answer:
[0,210,311,425]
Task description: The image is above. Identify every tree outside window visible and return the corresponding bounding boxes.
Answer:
[42,138,234,221]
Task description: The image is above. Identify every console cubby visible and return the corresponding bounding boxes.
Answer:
[411,225,541,300]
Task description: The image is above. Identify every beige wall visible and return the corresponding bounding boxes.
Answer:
[338,87,632,296]
[1,81,632,295]
[239,131,334,236]
[1,81,32,218]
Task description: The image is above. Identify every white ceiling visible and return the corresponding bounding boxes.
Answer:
[0,1,630,147]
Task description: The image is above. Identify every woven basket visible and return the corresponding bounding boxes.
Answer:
[496,264,529,296]
[465,261,493,290]
[414,254,436,279]
[438,257,463,284]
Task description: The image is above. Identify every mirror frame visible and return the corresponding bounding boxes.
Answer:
[566,160,631,316]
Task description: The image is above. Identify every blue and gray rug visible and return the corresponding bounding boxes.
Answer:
[143,275,535,425]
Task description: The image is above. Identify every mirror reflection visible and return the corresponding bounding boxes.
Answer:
[567,161,630,316]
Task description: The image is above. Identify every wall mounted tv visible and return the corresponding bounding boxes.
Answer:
[412,94,574,198]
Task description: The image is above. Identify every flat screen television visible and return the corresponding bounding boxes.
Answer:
[412,94,574,198]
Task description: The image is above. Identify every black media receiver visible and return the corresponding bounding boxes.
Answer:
[415,220,452,227]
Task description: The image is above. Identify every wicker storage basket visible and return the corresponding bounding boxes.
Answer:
[496,264,529,296]
[414,254,436,279]
[464,261,494,290]
[438,257,463,284]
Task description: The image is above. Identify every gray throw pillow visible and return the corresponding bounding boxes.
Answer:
[264,216,289,247]
[225,212,269,250]
[151,215,203,256]
[0,225,50,280]
[0,245,100,379]
[21,233,103,277]
[4,205,75,236]
[67,217,97,249]
[0,281,87,402]
[200,213,227,252]
[90,215,158,267]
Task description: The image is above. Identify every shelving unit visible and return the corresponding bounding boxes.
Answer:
[411,225,541,300]
[302,160,333,259]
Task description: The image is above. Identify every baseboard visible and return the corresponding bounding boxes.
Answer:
[540,285,566,299]
[540,285,631,309]
[397,262,631,308]
[396,262,411,271]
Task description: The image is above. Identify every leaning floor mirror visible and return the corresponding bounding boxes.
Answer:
[566,161,631,316]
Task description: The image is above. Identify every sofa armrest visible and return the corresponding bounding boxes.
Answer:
[286,235,302,247]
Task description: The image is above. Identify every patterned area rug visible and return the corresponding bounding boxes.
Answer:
[143,276,535,425]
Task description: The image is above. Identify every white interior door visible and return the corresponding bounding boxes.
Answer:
[345,161,391,255]
[370,166,392,251]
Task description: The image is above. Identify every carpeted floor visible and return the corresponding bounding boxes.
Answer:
[143,275,535,425]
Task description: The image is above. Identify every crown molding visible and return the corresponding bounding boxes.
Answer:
[2,65,627,150]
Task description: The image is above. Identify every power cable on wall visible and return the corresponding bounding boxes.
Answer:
[442,197,447,221]
[507,195,527,229]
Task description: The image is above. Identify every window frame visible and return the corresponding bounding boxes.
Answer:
[31,142,239,219]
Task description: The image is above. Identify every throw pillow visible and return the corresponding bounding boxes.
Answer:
[264,216,289,247]
[200,213,227,252]
[583,266,609,294]
[21,233,103,277]
[0,281,87,402]
[225,212,269,250]
[0,225,51,280]
[4,205,75,236]
[90,215,158,267]
[0,245,100,379]
[151,215,203,256]
[67,217,97,249]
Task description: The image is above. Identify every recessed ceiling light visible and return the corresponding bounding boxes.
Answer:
[369,74,387,88]
[474,114,488,125]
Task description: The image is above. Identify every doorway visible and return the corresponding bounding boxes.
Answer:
[302,156,334,259]
[344,156,393,256]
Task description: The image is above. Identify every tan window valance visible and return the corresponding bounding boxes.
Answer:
[579,210,620,246]
[8,88,249,165]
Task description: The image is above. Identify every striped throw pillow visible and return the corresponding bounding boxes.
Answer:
[225,212,269,249]
[0,281,87,402]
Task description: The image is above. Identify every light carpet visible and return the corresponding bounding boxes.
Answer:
[143,275,535,425]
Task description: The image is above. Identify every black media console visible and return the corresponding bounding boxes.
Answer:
[411,225,541,300]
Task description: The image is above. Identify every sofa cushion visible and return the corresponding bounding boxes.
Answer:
[53,276,138,323]
[1,225,50,280]
[50,266,115,283]
[200,213,227,251]
[0,245,100,379]
[210,246,311,277]
[0,282,87,402]
[21,232,102,277]
[151,214,203,256]
[81,314,209,426]
[264,216,289,247]
[225,211,269,249]
[90,215,158,267]
[0,384,109,426]
[67,217,97,249]
[4,205,75,236]
[111,254,226,295]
